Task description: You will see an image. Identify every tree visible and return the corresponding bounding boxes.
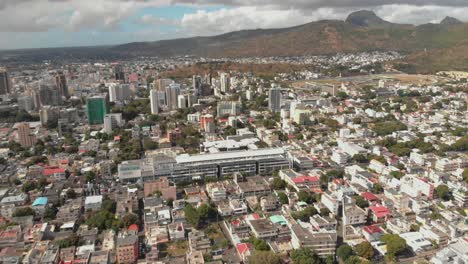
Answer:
[44,207,57,221]
[22,180,37,193]
[390,171,404,180]
[337,244,354,261]
[371,183,383,194]
[298,191,315,204]
[290,248,322,264]
[84,171,96,182]
[354,241,374,260]
[143,138,158,150]
[435,185,451,201]
[278,192,289,205]
[66,189,77,199]
[320,207,331,216]
[197,204,217,220]
[184,204,201,228]
[13,207,35,217]
[354,196,369,209]
[326,169,344,179]
[250,237,270,251]
[166,198,174,207]
[292,206,318,222]
[381,234,406,257]
[352,154,368,163]
[345,256,369,264]
[271,178,287,190]
[463,168,468,184]
[249,250,280,264]
[55,233,80,248]
[122,213,140,228]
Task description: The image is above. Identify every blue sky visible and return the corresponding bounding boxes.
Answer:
[1,0,467,50]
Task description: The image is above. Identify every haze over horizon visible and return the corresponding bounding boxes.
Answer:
[2,0,468,50]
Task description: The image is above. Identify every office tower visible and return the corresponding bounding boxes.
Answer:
[219,73,230,93]
[177,95,186,109]
[104,113,123,133]
[149,89,159,115]
[17,123,37,148]
[55,72,69,99]
[39,106,60,126]
[0,68,11,95]
[193,75,202,95]
[155,78,174,92]
[200,114,214,131]
[36,85,62,107]
[217,101,240,117]
[165,84,180,110]
[86,96,109,125]
[18,96,34,112]
[114,65,125,82]
[109,84,131,102]
[246,89,253,101]
[187,93,197,107]
[268,87,281,113]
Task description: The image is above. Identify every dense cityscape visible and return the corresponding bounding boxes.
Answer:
[0,49,466,264]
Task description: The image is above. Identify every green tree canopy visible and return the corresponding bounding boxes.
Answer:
[337,244,354,261]
[249,250,280,264]
[381,234,407,257]
[354,241,374,260]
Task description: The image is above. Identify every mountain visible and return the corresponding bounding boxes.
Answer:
[110,11,468,61]
[440,16,463,26]
[2,10,468,72]
[345,10,393,27]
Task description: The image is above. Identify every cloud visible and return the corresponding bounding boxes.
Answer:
[133,14,178,26]
[1,0,468,49]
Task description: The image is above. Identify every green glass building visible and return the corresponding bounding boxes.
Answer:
[86,96,109,125]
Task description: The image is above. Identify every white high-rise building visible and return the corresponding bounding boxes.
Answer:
[178,95,187,109]
[149,89,159,114]
[268,87,281,113]
[220,73,230,93]
[109,84,131,102]
[103,113,123,133]
[165,84,180,110]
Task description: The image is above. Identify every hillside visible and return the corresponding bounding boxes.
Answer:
[1,10,468,73]
[110,11,468,61]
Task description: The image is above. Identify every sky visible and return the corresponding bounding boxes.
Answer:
[1,0,468,50]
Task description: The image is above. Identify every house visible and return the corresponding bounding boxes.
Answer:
[186,250,205,264]
[342,203,367,226]
[369,205,391,223]
[32,197,48,215]
[143,177,176,200]
[235,243,252,263]
[84,195,103,211]
[362,225,385,242]
[400,232,433,253]
[260,195,279,211]
[168,223,185,240]
[229,199,248,215]
[188,230,211,253]
[248,218,277,241]
[116,234,138,264]
[290,223,337,257]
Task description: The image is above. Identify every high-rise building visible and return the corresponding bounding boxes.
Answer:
[16,123,37,148]
[149,89,159,115]
[86,96,109,125]
[177,94,186,109]
[109,84,131,102]
[154,78,174,92]
[17,96,34,112]
[165,84,180,110]
[268,87,281,113]
[104,113,123,133]
[35,85,62,107]
[114,65,125,82]
[193,75,202,95]
[0,68,11,95]
[55,72,69,99]
[219,73,230,93]
[39,106,60,126]
[200,114,214,130]
[217,101,240,117]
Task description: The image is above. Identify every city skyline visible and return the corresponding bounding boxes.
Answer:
[1,0,468,50]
